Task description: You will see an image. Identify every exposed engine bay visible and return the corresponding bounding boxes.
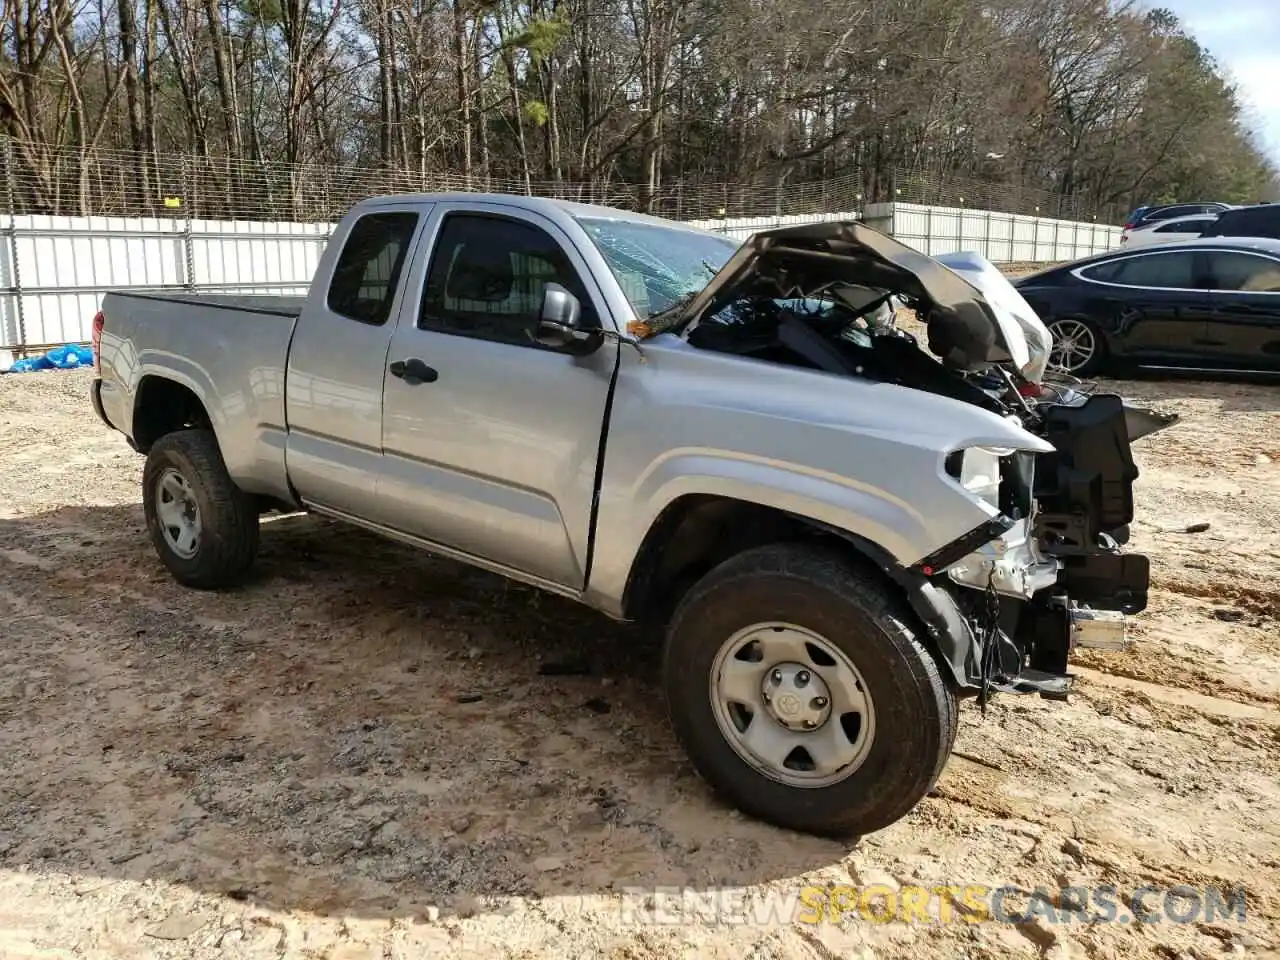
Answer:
[654,221,1178,703]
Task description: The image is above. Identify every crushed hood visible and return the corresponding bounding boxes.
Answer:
[641,221,1045,382]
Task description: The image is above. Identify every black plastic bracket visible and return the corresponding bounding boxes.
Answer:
[909,514,1015,576]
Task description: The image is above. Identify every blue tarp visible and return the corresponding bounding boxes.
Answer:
[5,344,95,372]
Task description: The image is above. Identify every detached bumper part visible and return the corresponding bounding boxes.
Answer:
[907,525,1137,703]
[1069,607,1129,652]
[989,670,1074,698]
[1057,550,1149,614]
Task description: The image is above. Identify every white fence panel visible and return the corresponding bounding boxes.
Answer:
[0,203,1119,351]
[686,209,863,242]
[888,202,1119,262]
[0,214,333,349]
[189,219,330,289]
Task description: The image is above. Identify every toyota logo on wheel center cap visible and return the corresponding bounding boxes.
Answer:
[776,693,802,717]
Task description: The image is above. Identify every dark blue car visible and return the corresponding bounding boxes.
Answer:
[1014,238,1280,375]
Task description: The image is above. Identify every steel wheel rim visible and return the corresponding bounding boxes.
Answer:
[709,622,876,789]
[155,467,201,560]
[1048,319,1096,373]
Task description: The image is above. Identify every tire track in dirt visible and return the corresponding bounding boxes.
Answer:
[1152,573,1280,621]
[1073,647,1280,708]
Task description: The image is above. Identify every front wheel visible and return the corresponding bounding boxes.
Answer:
[142,429,259,589]
[662,543,957,837]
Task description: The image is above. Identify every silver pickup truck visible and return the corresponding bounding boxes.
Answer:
[90,194,1166,837]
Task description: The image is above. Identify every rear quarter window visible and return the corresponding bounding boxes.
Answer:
[1078,260,1123,282]
[1080,251,1200,288]
[1154,219,1212,234]
[327,212,420,325]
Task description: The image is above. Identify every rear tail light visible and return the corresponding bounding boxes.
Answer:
[1017,382,1042,398]
[91,310,104,371]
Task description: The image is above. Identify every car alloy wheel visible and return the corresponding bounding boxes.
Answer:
[1048,318,1097,373]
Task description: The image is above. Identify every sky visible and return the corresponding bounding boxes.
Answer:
[1154,0,1280,165]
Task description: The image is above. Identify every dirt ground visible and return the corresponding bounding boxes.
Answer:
[1,367,1278,960]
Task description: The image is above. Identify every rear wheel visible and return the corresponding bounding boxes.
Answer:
[142,429,259,589]
[662,542,957,836]
[1048,316,1107,376]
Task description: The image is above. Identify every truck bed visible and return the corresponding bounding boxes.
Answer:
[97,289,306,504]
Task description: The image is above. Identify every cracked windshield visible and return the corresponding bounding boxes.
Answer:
[576,217,738,318]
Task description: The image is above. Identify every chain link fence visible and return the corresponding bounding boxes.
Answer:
[0,138,1122,225]
[0,138,1126,355]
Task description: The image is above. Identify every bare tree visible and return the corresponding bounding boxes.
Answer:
[0,0,1271,217]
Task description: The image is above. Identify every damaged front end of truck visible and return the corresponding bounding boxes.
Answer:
[640,220,1176,704]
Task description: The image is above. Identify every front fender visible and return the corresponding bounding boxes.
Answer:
[634,450,942,565]
[583,339,1047,630]
[583,454,987,691]
[584,447,999,620]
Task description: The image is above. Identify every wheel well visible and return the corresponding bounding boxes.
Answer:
[621,495,889,626]
[131,377,213,452]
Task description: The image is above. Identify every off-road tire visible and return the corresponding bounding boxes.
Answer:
[142,429,259,589]
[663,542,958,837]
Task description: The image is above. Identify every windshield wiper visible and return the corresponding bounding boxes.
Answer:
[645,263,718,320]
[646,290,696,320]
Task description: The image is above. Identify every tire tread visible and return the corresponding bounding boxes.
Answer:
[663,541,958,836]
[142,429,259,589]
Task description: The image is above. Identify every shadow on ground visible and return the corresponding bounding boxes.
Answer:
[0,504,852,922]
[1099,371,1280,412]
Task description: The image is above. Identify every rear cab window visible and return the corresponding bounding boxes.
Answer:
[327,211,420,325]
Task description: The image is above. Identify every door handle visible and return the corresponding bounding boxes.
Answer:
[389,357,439,384]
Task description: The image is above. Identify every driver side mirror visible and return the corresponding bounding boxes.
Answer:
[534,283,602,355]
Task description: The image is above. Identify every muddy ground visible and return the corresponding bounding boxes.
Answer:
[0,368,1277,960]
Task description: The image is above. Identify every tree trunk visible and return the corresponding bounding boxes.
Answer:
[540,53,561,182]
[202,0,241,158]
[376,0,393,164]
[142,0,159,208]
[117,0,152,214]
[495,16,532,193]
[155,0,210,158]
[453,0,473,183]
[475,26,489,184]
